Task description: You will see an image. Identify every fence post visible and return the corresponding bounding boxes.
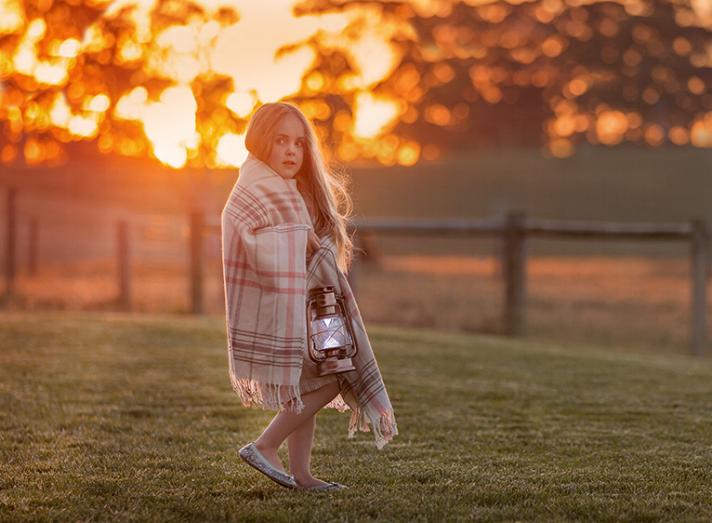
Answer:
[502,210,527,336]
[116,220,131,311]
[28,218,38,277]
[690,219,709,356]
[189,210,204,314]
[4,187,17,299]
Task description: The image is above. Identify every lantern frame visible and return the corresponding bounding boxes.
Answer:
[305,286,359,376]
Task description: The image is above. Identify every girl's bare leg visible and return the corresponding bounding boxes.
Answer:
[286,414,331,488]
[253,381,340,478]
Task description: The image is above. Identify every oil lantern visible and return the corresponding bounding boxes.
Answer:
[305,286,358,376]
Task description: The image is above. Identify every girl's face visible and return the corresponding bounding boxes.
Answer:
[267,113,306,180]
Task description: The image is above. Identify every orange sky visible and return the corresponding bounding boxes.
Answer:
[1,0,712,168]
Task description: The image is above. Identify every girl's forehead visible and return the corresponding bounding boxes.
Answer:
[276,116,305,138]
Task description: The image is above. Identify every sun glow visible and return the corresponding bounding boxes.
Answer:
[1,0,712,168]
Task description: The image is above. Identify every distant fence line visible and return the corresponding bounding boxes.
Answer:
[2,186,710,356]
[343,213,710,356]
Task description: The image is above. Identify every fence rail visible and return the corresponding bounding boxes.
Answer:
[2,184,709,356]
[339,213,709,356]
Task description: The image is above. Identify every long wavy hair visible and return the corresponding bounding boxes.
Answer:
[244,102,355,274]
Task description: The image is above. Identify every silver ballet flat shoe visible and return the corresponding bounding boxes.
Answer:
[297,481,349,492]
[238,442,297,489]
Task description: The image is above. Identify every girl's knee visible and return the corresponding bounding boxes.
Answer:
[325,380,340,400]
[313,380,339,401]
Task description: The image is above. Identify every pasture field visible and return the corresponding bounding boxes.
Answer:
[3,252,709,356]
[2,312,712,521]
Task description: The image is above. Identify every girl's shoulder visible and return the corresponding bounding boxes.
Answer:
[222,182,270,231]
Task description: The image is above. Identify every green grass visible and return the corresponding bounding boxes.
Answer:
[2,311,712,522]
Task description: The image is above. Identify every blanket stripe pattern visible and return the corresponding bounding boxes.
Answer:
[221,153,398,449]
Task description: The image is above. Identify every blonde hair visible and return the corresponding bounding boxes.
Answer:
[244,102,355,273]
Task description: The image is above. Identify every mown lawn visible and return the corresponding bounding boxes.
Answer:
[1,311,712,522]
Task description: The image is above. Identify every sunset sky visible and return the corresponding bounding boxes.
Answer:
[1,0,711,169]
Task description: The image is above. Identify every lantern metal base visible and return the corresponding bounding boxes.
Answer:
[317,357,356,376]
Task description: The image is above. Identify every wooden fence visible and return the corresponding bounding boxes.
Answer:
[181,211,711,356]
[2,185,710,355]
[344,213,710,356]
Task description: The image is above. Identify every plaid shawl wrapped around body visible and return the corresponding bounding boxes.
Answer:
[221,153,398,449]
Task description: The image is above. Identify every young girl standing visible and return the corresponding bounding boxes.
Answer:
[221,102,398,492]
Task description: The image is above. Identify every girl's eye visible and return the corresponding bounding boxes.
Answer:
[277,137,305,147]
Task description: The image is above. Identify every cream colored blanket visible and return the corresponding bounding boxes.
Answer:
[221,153,398,449]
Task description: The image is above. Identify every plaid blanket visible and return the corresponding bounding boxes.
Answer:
[221,153,398,449]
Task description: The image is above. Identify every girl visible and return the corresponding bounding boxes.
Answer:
[221,102,398,492]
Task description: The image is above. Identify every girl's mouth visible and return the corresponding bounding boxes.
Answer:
[283,161,296,167]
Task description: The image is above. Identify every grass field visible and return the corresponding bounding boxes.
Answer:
[2,312,712,521]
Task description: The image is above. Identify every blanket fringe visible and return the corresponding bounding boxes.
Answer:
[229,373,304,414]
[347,406,399,450]
[324,393,351,413]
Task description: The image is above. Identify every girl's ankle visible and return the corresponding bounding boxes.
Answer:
[254,440,275,452]
[292,472,313,483]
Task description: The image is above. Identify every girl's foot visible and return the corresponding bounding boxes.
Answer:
[293,474,332,489]
[253,441,287,474]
